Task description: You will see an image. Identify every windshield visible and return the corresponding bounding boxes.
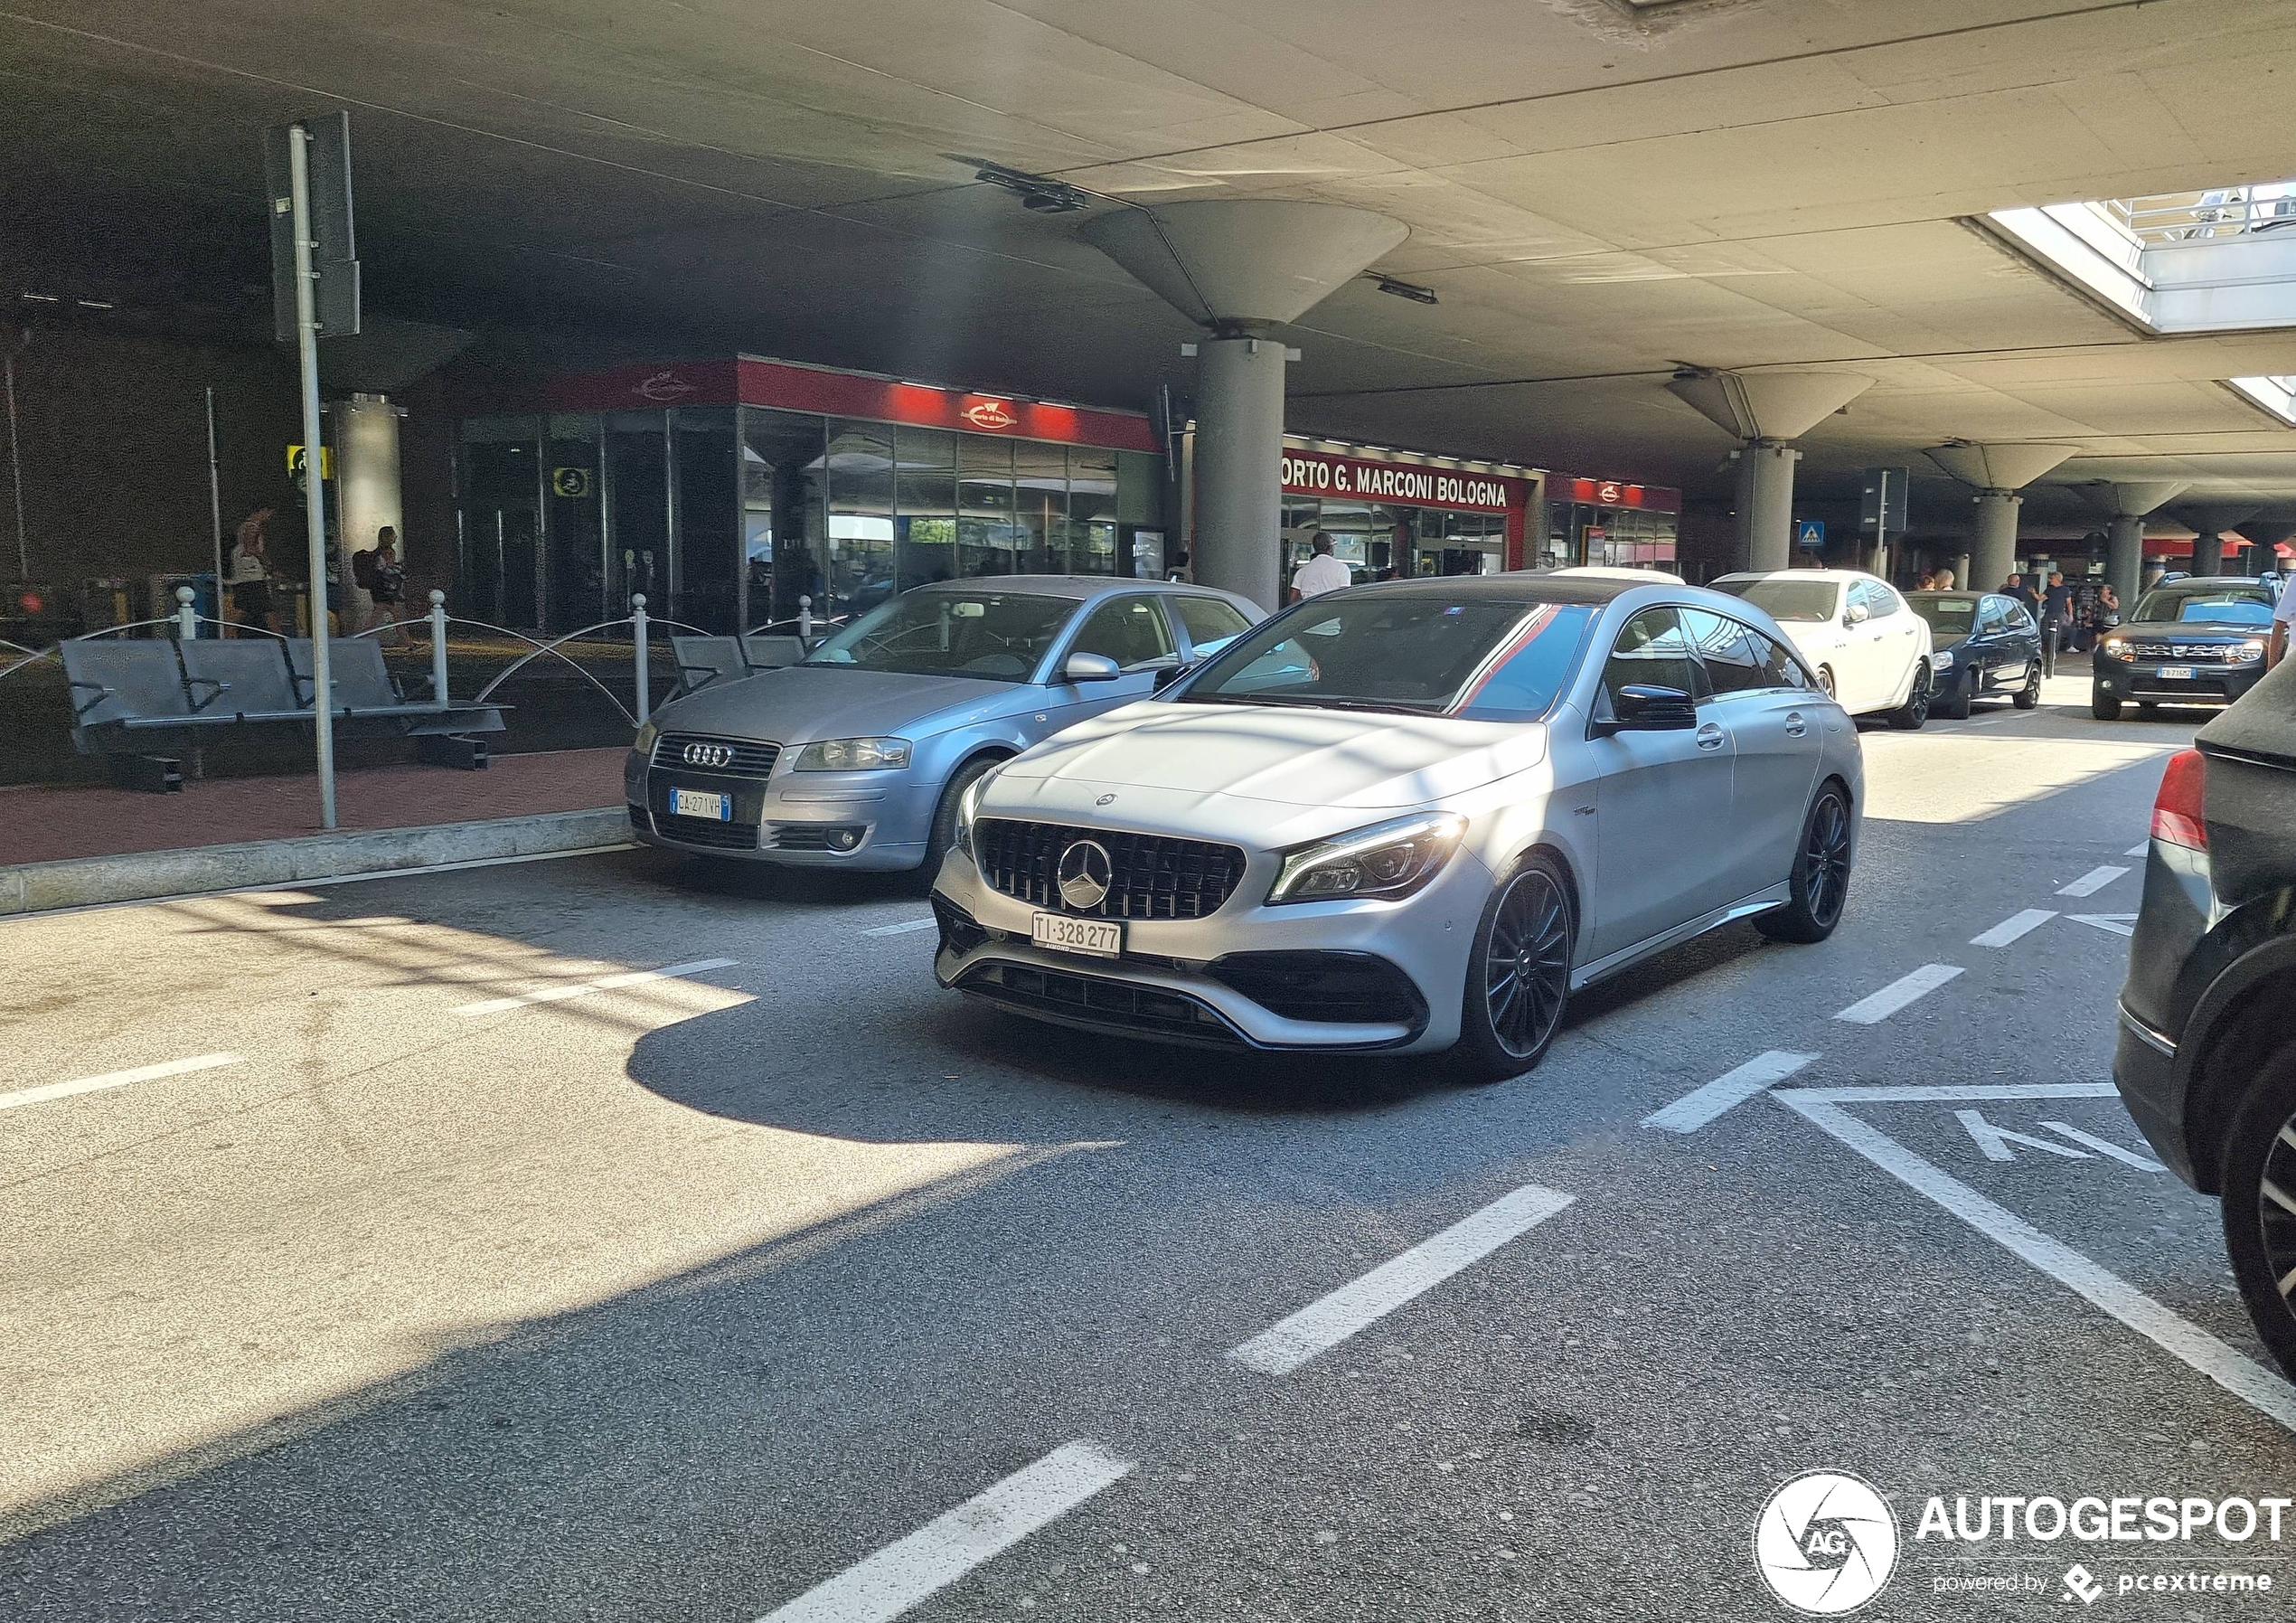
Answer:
[2132,588,2273,627]
[1181,596,1595,720]
[800,590,1078,681]
[1912,597,1980,637]
[1714,577,1839,623]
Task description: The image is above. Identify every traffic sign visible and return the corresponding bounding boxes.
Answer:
[551,467,593,498]
[264,111,360,342]
[1796,519,1826,550]
[287,444,334,479]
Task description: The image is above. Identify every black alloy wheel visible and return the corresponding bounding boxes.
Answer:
[2015,662,2042,709]
[2221,1044,2296,1380]
[1757,784,1853,943]
[1886,662,1931,730]
[1456,854,1576,1082]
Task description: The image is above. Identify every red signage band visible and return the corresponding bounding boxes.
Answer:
[1281,449,1529,514]
[1561,476,1682,514]
[542,358,1157,453]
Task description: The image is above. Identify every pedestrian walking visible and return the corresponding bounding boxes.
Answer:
[1287,532,1352,602]
[354,525,409,646]
[224,505,276,635]
[2039,570,2075,678]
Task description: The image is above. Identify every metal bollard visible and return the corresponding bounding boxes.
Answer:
[631,592,650,722]
[798,593,813,647]
[176,584,198,641]
[428,590,450,709]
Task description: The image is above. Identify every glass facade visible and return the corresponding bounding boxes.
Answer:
[1543,499,1680,572]
[1281,498,1510,586]
[458,403,1162,634]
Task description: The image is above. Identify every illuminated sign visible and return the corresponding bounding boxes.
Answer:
[635,369,699,402]
[961,399,1019,430]
[1280,450,1526,514]
[1595,480,1623,505]
[1563,477,1681,514]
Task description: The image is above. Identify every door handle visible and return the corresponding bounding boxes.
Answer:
[1695,722,1726,750]
[1783,711,1807,738]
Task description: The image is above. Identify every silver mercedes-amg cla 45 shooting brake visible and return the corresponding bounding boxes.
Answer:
[929,573,1864,1080]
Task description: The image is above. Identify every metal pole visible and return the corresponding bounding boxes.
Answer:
[428,589,449,709]
[176,584,198,641]
[631,592,649,722]
[4,348,26,580]
[288,123,337,829]
[204,385,225,636]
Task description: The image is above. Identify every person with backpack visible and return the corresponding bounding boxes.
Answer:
[353,525,409,645]
[225,506,276,635]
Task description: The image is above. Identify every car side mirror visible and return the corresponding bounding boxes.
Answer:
[1062,651,1123,684]
[1153,658,1196,692]
[1845,602,1870,626]
[1597,684,1698,736]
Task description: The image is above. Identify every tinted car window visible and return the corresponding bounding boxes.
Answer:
[1863,581,1905,617]
[2133,587,2274,626]
[1454,605,1599,722]
[1070,595,1177,670]
[803,590,1077,682]
[1915,596,1981,638]
[1750,629,1814,690]
[1172,595,1251,651]
[1681,609,1767,696]
[1601,608,1706,711]
[1715,577,1839,622]
[2005,605,2036,632]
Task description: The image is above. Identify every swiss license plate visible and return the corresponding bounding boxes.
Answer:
[671,787,733,821]
[2158,665,2197,681]
[1032,911,1123,959]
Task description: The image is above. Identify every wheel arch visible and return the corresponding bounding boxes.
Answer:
[2176,919,2296,1193]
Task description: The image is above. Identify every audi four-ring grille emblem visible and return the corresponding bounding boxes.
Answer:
[682,741,733,768]
[1057,839,1115,911]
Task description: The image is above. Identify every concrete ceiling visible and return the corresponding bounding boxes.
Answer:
[9,0,2296,532]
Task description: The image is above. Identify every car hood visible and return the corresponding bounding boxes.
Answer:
[996,701,1548,810]
[2113,620,2261,641]
[650,665,1023,745]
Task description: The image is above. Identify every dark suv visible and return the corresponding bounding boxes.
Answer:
[2092,576,2275,721]
[2114,656,2296,1375]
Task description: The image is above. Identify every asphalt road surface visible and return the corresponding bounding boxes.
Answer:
[5,674,2289,1622]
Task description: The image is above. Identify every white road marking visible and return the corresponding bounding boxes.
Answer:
[1229,1183,1576,1375]
[2126,843,2150,858]
[1790,1082,2116,1105]
[861,919,938,937]
[1643,1051,1817,1134]
[2069,913,2138,939]
[1971,909,2056,948]
[1777,1090,2296,1433]
[0,1052,241,1114]
[2043,1120,2168,1171]
[756,1440,1135,1623]
[451,958,738,1016]
[1956,1109,2091,1163]
[2058,865,2129,898]
[1833,964,1963,1025]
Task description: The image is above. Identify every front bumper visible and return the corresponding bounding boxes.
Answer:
[928,840,1491,1054]
[2094,659,2263,708]
[624,747,936,871]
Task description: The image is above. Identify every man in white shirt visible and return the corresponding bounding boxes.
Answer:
[1288,533,1353,602]
[2270,571,2296,669]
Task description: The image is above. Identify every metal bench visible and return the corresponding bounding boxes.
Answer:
[181,640,309,722]
[287,637,505,769]
[742,633,806,668]
[671,635,749,694]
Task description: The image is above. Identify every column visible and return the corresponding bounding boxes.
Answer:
[2106,514,2145,609]
[1969,489,2021,593]
[1736,442,1800,573]
[1191,334,1288,611]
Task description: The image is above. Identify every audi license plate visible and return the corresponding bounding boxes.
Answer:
[1032,911,1123,959]
[671,788,733,822]
[2157,665,2197,681]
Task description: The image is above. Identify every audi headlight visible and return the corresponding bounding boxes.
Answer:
[2100,638,2136,662]
[1268,812,1467,905]
[634,720,660,757]
[792,736,911,771]
[2235,639,2266,663]
[955,769,993,859]
[1931,649,1955,671]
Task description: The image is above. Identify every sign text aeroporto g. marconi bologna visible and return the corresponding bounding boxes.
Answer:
[1280,450,1526,514]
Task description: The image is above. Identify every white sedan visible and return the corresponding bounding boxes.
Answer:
[1710,569,1934,728]
[929,574,1865,1080]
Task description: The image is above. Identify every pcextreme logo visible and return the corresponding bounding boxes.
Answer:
[1754,1471,1901,1615]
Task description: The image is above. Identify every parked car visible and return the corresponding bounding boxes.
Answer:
[625,577,1262,872]
[930,575,1863,1080]
[1905,590,2042,719]
[2091,576,2276,721]
[1710,569,1934,727]
[2113,658,2296,1377]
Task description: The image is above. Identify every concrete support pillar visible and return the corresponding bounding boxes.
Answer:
[2174,504,2257,582]
[2191,531,2225,577]
[1192,334,1288,610]
[1970,489,2022,593]
[2106,514,2146,609]
[1735,441,1801,573]
[1944,552,1971,591]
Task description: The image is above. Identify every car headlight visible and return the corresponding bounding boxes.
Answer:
[791,736,912,771]
[634,720,660,757]
[1931,649,1955,671]
[2100,638,2136,662]
[1268,812,1467,905]
[955,768,994,859]
[2235,639,2266,663]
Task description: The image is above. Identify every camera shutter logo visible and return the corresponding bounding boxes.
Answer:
[1753,1471,1899,1615]
[1057,839,1114,911]
[682,741,733,769]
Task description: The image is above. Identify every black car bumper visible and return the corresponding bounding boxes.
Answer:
[2112,999,2195,1184]
[2094,660,2263,707]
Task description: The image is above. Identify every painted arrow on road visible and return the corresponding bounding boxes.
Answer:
[2069,914,2138,938]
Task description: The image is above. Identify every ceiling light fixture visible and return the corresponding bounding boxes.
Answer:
[949,156,1094,214]
[1367,273,1438,306]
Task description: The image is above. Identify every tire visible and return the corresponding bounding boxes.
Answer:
[2219,1043,2296,1381]
[2013,664,2041,709]
[1755,781,1854,944]
[2091,692,2122,721]
[1884,661,1931,730]
[1933,669,1972,721]
[1815,665,1837,702]
[921,755,1002,885]
[1454,852,1576,1084]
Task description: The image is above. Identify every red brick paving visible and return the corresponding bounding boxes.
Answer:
[0,748,626,866]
